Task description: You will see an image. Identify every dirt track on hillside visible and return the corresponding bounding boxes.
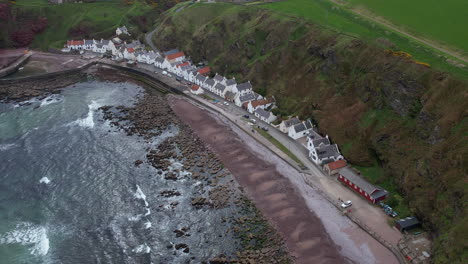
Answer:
[169,96,347,264]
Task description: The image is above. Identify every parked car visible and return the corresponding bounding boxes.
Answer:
[262,127,269,131]
[250,119,256,124]
[162,71,168,75]
[223,102,229,106]
[243,115,249,119]
[341,200,352,208]
[167,74,172,77]
[176,77,182,82]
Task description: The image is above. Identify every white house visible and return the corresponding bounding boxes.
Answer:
[245,98,275,114]
[202,78,215,91]
[279,117,301,133]
[288,120,313,140]
[136,51,159,64]
[213,73,226,85]
[307,130,344,165]
[180,65,195,80]
[98,39,115,52]
[123,48,136,60]
[93,43,106,53]
[213,83,226,97]
[232,81,253,96]
[195,74,207,87]
[254,108,277,124]
[234,92,257,107]
[116,25,130,36]
[66,40,84,50]
[225,78,237,92]
[190,85,204,95]
[188,70,198,83]
[174,61,191,76]
[83,39,95,50]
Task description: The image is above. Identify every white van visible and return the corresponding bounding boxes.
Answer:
[162,71,168,75]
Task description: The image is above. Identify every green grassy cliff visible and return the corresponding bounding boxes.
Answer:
[153,3,467,263]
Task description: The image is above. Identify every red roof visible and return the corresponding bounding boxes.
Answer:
[191,85,200,91]
[326,160,347,170]
[127,48,135,53]
[166,51,185,60]
[67,40,84,46]
[250,98,273,108]
[197,67,211,75]
[177,62,190,68]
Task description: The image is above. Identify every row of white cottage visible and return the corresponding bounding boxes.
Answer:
[279,117,344,166]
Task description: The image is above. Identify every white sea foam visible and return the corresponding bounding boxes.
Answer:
[134,185,148,207]
[132,243,151,254]
[0,222,49,256]
[40,95,62,107]
[144,221,152,229]
[39,177,51,184]
[128,214,143,222]
[0,143,16,151]
[70,101,101,128]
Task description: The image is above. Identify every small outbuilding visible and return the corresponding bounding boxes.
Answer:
[323,160,347,175]
[396,217,421,232]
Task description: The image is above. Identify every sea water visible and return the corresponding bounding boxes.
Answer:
[0,81,238,264]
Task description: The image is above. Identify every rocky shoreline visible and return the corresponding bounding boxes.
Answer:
[95,75,292,263]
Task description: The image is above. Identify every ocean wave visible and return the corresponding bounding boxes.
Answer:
[0,143,16,151]
[134,185,149,207]
[132,243,151,254]
[69,101,101,128]
[40,95,63,107]
[0,222,50,256]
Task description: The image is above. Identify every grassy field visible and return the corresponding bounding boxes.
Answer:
[347,0,468,55]
[260,0,468,78]
[13,0,154,49]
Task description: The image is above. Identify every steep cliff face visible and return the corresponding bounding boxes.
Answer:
[153,4,467,263]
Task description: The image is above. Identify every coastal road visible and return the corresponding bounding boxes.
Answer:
[184,88,402,247]
[145,26,160,53]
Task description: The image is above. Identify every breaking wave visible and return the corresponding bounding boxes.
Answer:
[0,222,50,256]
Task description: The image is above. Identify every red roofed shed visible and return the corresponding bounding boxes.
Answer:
[323,160,347,175]
[166,51,185,60]
[177,62,190,67]
[197,67,211,76]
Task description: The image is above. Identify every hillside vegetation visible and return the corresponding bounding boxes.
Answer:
[153,3,467,263]
[0,0,176,49]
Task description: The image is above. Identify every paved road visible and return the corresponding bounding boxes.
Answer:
[144,26,160,53]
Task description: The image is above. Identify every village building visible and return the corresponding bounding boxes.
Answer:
[288,120,313,139]
[66,40,84,50]
[224,91,237,102]
[164,49,180,56]
[83,39,95,50]
[181,65,196,80]
[93,43,106,54]
[166,51,186,64]
[213,83,226,97]
[395,217,420,232]
[138,51,159,64]
[194,74,207,87]
[225,78,237,92]
[202,78,215,91]
[116,25,130,36]
[323,159,347,175]
[244,97,275,114]
[174,61,191,76]
[279,117,301,133]
[232,81,253,96]
[213,73,226,85]
[197,66,211,76]
[338,167,388,204]
[254,108,277,124]
[307,130,343,165]
[190,85,204,95]
[154,57,165,68]
[234,92,257,107]
[123,48,136,61]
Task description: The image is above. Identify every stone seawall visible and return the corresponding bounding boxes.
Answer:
[0,53,32,78]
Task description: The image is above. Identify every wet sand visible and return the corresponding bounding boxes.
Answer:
[169,97,347,264]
